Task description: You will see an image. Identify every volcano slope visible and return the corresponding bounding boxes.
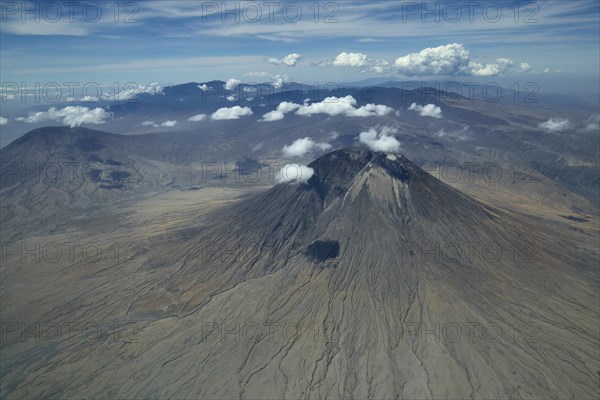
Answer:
[1,149,598,399]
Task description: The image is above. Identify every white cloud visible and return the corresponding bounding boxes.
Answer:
[359,126,401,153]
[263,97,393,122]
[333,52,368,67]
[142,120,177,128]
[80,95,99,102]
[243,72,289,88]
[115,82,163,101]
[409,103,442,118]
[198,84,212,92]
[0,19,93,36]
[538,118,572,132]
[395,43,517,77]
[271,74,289,89]
[244,71,271,77]
[295,96,354,116]
[519,62,532,72]
[261,101,301,121]
[256,34,297,43]
[161,120,177,127]
[583,114,600,132]
[436,125,470,141]
[188,114,207,122]
[358,38,379,43]
[226,95,236,102]
[131,1,600,49]
[18,106,111,127]
[347,103,394,117]
[142,120,159,128]
[0,117,8,125]
[211,106,253,120]
[371,59,391,73]
[296,95,393,118]
[282,137,332,157]
[278,101,296,112]
[275,164,315,184]
[267,53,301,66]
[224,79,241,91]
[468,58,514,76]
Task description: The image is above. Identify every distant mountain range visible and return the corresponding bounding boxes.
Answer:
[1,83,598,237]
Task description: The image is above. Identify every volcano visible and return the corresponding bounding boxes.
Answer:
[1,149,598,399]
[163,148,504,309]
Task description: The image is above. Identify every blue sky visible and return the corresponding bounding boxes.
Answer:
[1,0,599,90]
